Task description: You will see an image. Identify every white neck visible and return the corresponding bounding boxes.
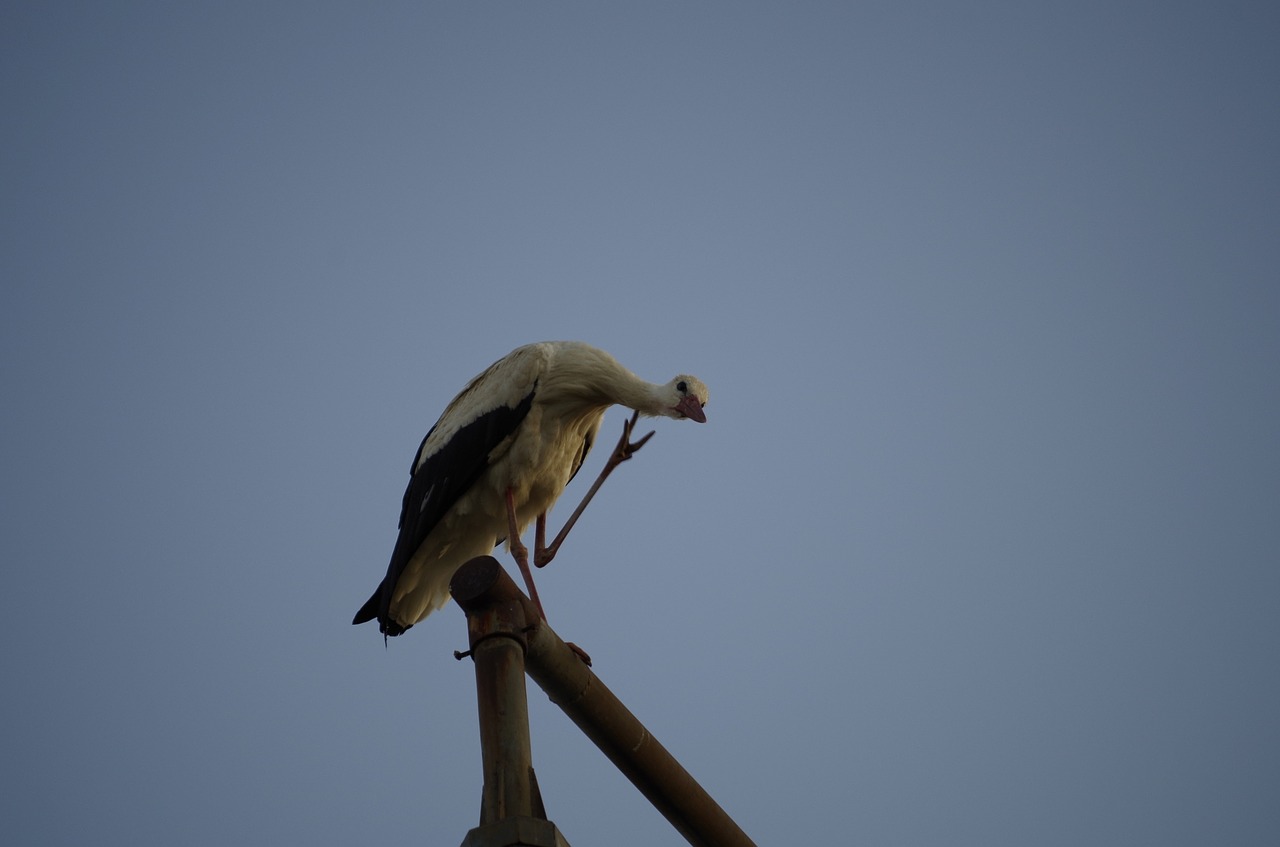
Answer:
[544,343,669,417]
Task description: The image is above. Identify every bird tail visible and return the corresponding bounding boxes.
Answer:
[352,588,380,626]
[351,586,411,637]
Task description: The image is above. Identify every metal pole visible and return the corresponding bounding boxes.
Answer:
[451,556,757,847]
[452,556,569,847]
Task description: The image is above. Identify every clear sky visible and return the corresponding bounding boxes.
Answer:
[3,2,1278,845]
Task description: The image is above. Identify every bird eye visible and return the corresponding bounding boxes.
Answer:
[677,380,688,393]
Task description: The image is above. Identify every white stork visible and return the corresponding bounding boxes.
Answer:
[353,340,709,638]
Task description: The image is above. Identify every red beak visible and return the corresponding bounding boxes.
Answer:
[674,394,707,423]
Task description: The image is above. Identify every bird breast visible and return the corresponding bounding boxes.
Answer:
[493,403,606,529]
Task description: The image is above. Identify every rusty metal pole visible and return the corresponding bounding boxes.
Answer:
[452,556,570,847]
[451,555,757,847]
[524,614,758,847]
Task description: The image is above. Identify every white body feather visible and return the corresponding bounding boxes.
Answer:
[362,341,708,634]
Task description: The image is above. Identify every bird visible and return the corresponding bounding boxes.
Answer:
[352,340,709,638]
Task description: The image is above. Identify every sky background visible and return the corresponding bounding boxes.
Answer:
[3,2,1278,845]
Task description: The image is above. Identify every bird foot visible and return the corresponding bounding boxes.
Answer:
[609,410,656,469]
[566,641,593,666]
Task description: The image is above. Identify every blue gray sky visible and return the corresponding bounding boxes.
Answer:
[3,3,1278,845]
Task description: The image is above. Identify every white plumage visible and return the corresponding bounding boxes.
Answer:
[353,341,709,637]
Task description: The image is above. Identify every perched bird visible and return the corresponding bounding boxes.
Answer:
[353,341,709,637]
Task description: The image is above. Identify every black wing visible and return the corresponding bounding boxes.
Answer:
[567,426,595,485]
[352,387,536,635]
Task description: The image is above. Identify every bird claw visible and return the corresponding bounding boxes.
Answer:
[613,411,655,466]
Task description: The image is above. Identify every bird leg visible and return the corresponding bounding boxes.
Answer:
[506,489,594,667]
[535,410,655,569]
[504,488,547,621]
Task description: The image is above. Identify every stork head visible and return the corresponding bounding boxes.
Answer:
[663,375,709,423]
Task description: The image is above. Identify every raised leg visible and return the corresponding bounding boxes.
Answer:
[535,410,654,568]
[504,488,547,620]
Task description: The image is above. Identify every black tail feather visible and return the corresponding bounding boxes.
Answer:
[352,587,380,625]
[352,585,411,638]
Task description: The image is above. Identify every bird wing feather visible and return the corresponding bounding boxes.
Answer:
[352,345,549,632]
